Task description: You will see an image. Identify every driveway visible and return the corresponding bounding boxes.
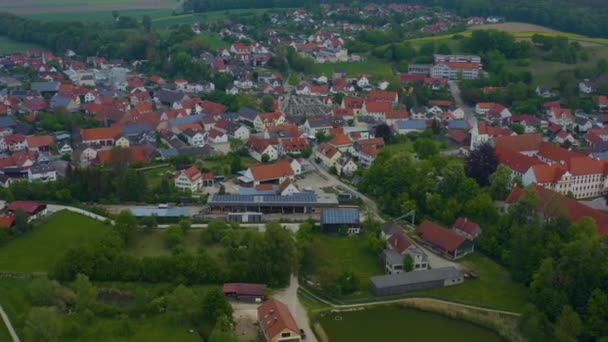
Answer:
[274,275,317,342]
[448,80,476,123]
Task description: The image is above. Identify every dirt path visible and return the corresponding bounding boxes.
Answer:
[0,305,20,342]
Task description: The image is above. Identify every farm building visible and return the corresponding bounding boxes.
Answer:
[227,212,263,223]
[129,207,193,218]
[207,193,338,215]
[223,283,266,302]
[370,266,463,297]
[6,201,47,222]
[321,208,360,234]
[416,220,474,259]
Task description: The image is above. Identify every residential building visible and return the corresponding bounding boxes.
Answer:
[452,217,481,240]
[315,143,342,168]
[257,299,301,342]
[174,166,203,192]
[371,267,463,297]
[238,159,295,187]
[6,201,47,222]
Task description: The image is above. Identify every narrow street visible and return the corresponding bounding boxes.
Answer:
[448,80,476,123]
[273,275,317,342]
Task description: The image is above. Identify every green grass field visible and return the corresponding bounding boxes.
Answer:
[309,233,383,293]
[320,305,502,342]
[140,165,174,191]
[0,211,110,272]
[414,254,528,312]
[310,58,398,83]
[0,35,43,54]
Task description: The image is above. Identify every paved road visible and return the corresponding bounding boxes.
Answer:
[448,80,476,123]
[0,305,20,342]
[274,275,317,342]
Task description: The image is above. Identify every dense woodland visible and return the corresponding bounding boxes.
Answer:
[182,0,608,38]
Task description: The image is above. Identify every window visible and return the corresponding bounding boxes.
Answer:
[281,332,291,338]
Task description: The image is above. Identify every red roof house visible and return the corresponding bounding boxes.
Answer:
[257,299,300,342]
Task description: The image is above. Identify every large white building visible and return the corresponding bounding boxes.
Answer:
[430,54,482,80]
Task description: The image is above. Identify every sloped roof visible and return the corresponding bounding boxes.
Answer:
[494,134,542,152]
[495,146,542,174]
[257,299,299,340]
[417,220,466,253]
[249,159,294,181]
[25,135,53,148]
[453,217,480,236]
[80,127,120,141]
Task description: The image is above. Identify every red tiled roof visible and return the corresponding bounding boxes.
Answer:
[80,127,119,141]
[495,146,542,174]
[329,133,352,147]
[97,146,150,165]
[316,143,340,159]
[259,112,284,121]
[368,89,397,102]
[25,135,54,148]
[364,101,391,113]
[257,299,299,340]
[417,220,466,253]
[506,186,608,235]
[200,100,226,116]
[6,201,46,215]
[453,217,479,236]
[448,129,468,144]
[494,134,542,153]
[249,159,293,181]
[180,166,201,182]
[428,99,453,107]
[530,164,567,183]
[223,283,266,296]
[342,97,365,109]
[202,172,214,181]
[387,231,413,254]
[386,109,409,120]
[0,215,15,228]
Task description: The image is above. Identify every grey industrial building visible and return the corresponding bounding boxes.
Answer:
[207,193,338,215]
[370,266,463,297]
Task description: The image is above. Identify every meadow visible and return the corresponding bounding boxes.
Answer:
[0,210,110,272]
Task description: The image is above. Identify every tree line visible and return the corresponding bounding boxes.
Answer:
[183,0,608,38]
[53,213,297,288]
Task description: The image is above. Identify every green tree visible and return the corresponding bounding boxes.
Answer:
[74,273,97,311]
[465,142,498,186]
[413,138,439,159]
[261,95,275,112]
[403,254,414,272]
[141,215,158,231]
[24,307,61,342]
[554,305,582,341]
[179,217,192,233]
[488,165,513,200]
[261,153,270,163]
[114,210,138,244]
[437,43,452,55]
[166,285,200,325]
[586,289,608,338]
[27,277,59,306]
[13,208,31,234]
[202,287,234,325]
[165,225,184,250]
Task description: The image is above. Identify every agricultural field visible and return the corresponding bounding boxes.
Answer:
[0,211,110,272]
[413,254,528,312]
[319,305,502,342]
[0,35,43,54]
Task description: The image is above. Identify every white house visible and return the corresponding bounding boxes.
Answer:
[335,157,358,176]
[356,76,370,88]
[174,166,202,192]
[184,130,206,146]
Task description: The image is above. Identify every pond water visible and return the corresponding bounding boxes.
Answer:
[320,306,503,342]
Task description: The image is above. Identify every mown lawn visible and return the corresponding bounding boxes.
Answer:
[0,35,43,54]
[140,165,174,191]
[413,254,528,312]
[0,211,110,272]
